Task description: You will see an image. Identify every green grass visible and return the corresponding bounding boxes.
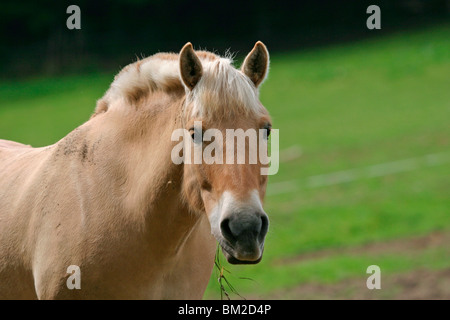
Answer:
[1,24,449,299]
[0,73,112,146]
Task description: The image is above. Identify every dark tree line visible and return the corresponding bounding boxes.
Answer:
[0,0,448,78]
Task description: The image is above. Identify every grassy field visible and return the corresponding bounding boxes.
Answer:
[1,24,449,299]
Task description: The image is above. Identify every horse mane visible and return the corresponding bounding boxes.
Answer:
[92,49,265,119]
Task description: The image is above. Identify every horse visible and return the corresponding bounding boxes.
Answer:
[0,41,272,299]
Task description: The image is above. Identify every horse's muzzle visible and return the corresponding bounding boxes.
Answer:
[219,211,269,264]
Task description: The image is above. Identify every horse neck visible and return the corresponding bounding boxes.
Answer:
[84,92,201,253]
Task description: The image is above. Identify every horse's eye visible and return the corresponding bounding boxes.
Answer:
[263,125,272,139]
[189,128,203,144]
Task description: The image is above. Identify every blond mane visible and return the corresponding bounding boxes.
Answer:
[93,49,266,119]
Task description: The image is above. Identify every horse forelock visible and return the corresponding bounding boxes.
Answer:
[93,50,265,120]
[187,56,265,120]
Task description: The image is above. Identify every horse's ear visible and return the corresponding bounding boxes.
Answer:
[241,41,269,88]
[179,42,203,90]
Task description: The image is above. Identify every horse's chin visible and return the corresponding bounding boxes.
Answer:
[219,245,264,265]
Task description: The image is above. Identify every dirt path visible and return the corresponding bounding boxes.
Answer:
[257,268,450,299]
[253,232,450,299]
[275,232,450,266]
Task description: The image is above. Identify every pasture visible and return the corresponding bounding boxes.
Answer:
[0,24,449,299]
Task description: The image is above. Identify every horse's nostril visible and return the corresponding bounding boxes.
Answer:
[259,214,269,241]
[253,216,263,235]
[220,218,236,243]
